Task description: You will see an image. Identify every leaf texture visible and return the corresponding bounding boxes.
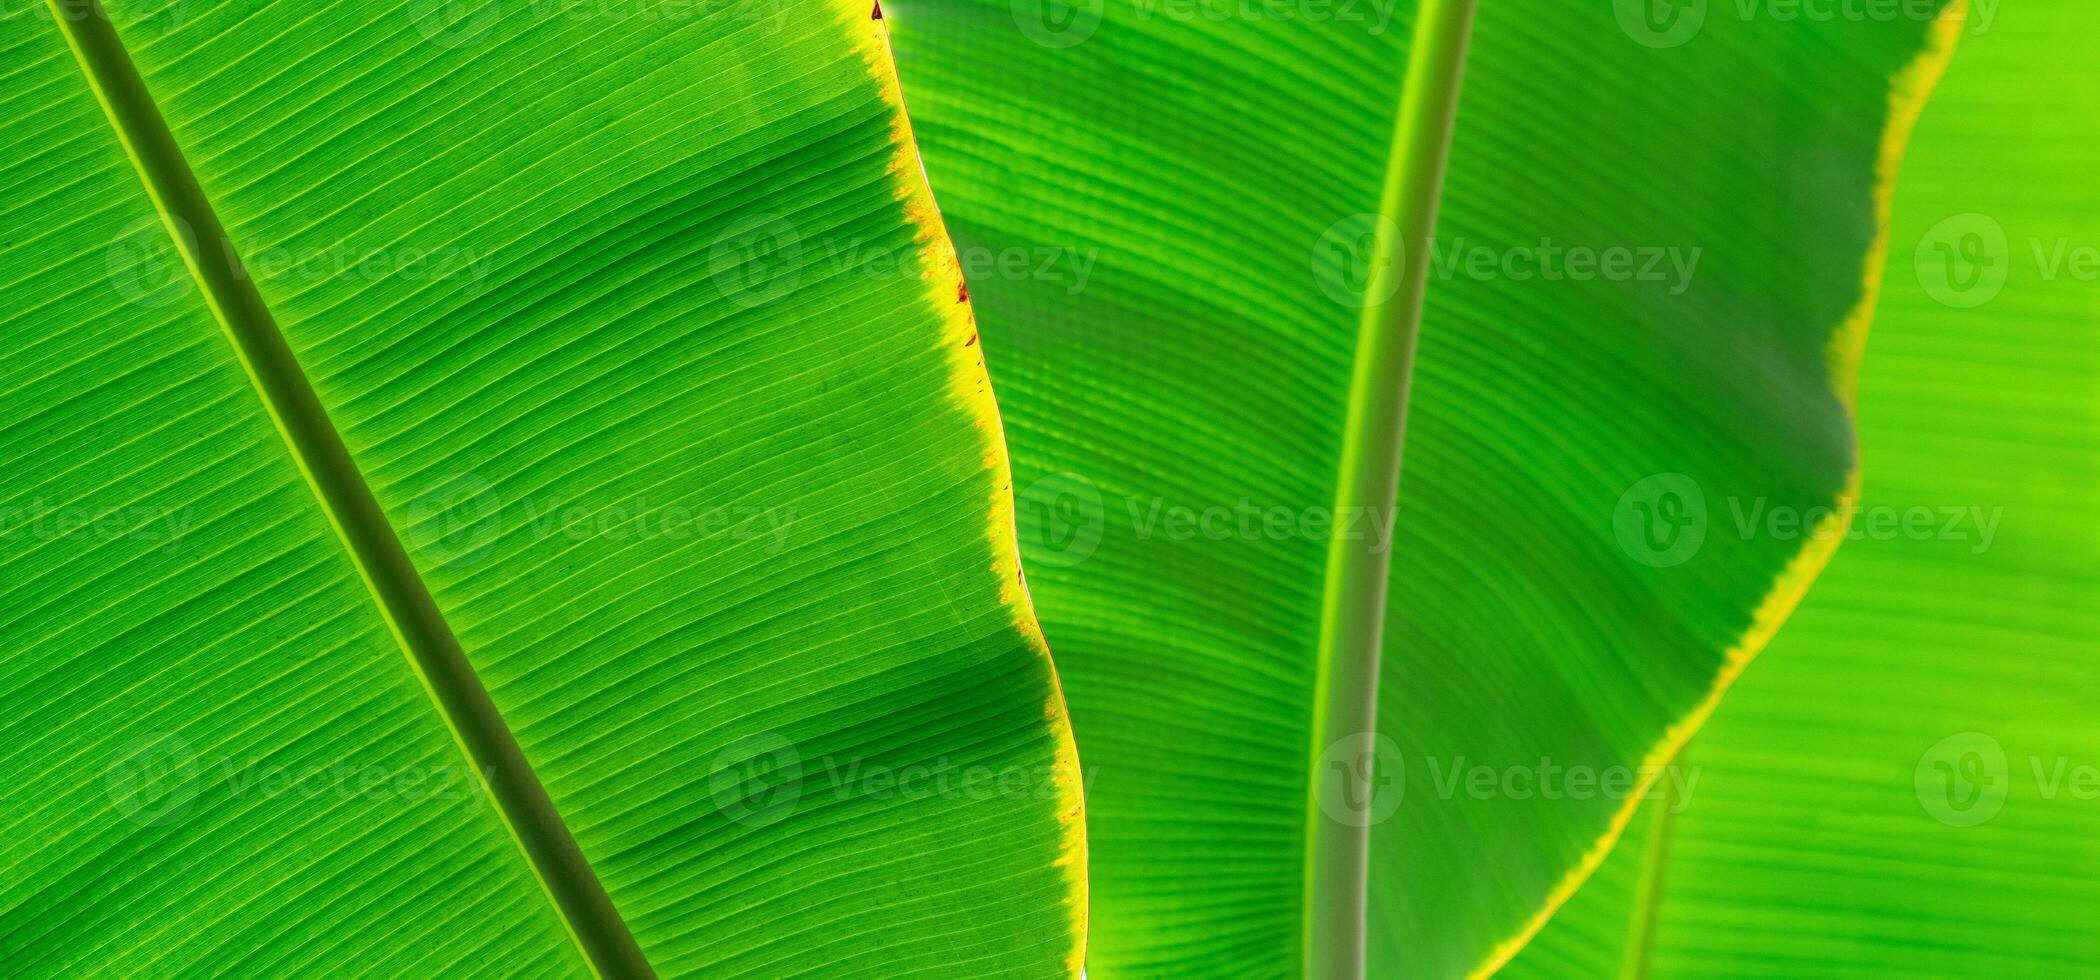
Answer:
[1507,3,2100,975]
[1,1,1084,975]
[883,0,1960,974]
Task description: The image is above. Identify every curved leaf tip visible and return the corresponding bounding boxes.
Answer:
[1471,5,1970,974]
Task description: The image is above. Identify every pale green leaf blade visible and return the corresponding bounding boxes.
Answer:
[5,0,1086,974]
[1508,4,2100,976]
[0,15,581,975]
[884,1,1958,974]
[1375,6,1963,976]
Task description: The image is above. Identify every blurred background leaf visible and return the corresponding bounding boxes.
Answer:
[1506,3,2100,976]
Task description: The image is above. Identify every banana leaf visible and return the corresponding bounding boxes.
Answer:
[0,1,1081,974]
[884,0,1963,974]
[1506,4,2100,976]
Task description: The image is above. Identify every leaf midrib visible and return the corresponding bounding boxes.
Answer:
[1617,749,1682,980]
[45,2,651,975]
[1302,0,1478,976]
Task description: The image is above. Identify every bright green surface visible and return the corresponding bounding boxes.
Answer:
[1509,5,2100,977]
[2,2,1081,975]
[886,2,1951,975]
[0,17,580,975]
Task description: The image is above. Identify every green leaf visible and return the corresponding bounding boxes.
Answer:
[1507,4,2100,976]
[1,1,1082,975]
[884,0,1960,974]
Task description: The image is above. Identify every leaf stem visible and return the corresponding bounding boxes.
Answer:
[1618,749,1684,980]
[1303,0,1477,976]
[43,2,653,975]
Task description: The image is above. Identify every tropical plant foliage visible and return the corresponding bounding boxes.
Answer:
[2,1,1080,975]
[9,0,2092,976]
[1507,5,2100,975]
[886,0,1962,974]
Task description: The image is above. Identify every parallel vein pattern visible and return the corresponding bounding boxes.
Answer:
[0,14,581,975]
[1379,6,1959,976]
[885,1,1956,975]
[1510,4,2100,975]
[43,2,646,971]
[2,0,1085,975]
